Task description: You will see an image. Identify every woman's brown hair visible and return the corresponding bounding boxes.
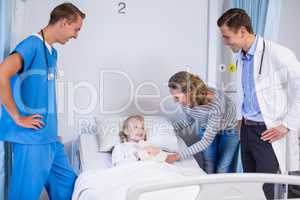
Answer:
[168,71,210,107]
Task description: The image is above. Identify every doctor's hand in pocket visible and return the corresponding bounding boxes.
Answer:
[261,124,288,143]
[14,114,45,130]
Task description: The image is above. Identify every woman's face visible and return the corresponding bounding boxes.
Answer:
[126,119,146,142]
[169,88,189,107]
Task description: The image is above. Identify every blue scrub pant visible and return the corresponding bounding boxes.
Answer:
[199,127,240,173]
[8,142,77,200]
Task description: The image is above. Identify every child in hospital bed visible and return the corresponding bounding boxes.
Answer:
[111,115,168,166]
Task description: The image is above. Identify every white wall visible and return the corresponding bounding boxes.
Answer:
[13,0,211,141]
[216,0,237,99]
[13,0,300,143]
[278,0,300,59]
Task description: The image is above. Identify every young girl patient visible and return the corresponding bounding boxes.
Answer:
[112,115,167,166]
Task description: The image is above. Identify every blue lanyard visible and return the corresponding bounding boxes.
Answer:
[41,30,56,80]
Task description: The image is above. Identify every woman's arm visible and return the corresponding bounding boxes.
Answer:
[172,113,195,130]
[179,112,221,160]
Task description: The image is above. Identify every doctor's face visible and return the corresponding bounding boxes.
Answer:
[57,15,84,44]
[219,25,245,52]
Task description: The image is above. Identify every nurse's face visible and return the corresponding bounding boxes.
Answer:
[57,15,84,44]
[219,25,245,53]
[170,88,189,107]
[126,119,146,142]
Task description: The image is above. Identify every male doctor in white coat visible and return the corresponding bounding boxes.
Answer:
[217,8,300,199]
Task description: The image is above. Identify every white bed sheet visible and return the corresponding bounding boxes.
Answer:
[76,133,205,200]
[78,133,201,172]
[76,134,300,200]
[72,161,204,200]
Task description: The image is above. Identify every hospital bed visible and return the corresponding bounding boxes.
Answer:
[78,133,202,172]
[75,133,205,200]
[74,121,300,200]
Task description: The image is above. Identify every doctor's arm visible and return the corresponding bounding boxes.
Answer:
[261,48,300,142]
[0,53,44,130]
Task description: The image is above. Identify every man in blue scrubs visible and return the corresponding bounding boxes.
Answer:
[0,3,85,200]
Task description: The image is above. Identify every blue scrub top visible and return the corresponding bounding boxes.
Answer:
[0,35,59,144]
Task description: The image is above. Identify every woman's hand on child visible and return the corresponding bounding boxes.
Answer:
[165,153,180,164]
[145,146,160,156]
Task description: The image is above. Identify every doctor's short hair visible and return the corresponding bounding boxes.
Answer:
[217,8,253,34]
[168,71,209,107]
[49,2,86,25]
[119,115,147,143]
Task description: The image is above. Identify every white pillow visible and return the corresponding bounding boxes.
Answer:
[94,116,123,152]
[144,116,178,152]
[95,116,178,153]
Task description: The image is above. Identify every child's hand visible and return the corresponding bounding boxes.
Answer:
[144,145,160,156]
[165,153,180,164]
[136,150,151,160]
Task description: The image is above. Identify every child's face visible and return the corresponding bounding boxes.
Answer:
[126,119,146,142]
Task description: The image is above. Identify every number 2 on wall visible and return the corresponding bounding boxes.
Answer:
[118,2,126,14]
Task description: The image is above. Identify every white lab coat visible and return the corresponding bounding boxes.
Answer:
[235,35,300,172]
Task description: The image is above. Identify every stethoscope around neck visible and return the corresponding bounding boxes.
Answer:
[235,39,265,76]
[41,29,57,81]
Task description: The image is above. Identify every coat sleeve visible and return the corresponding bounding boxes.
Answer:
[274,45,300,131]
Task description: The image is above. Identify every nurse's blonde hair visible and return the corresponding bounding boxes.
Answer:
[119,115,147,143]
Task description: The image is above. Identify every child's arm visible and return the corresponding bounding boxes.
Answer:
[137,141,167,162]
[112,143,140,166]
[136,149,151,161]
[144,146,160,156]
[136,141,158,160]
[138,141,160,156]
[111,143,127,166]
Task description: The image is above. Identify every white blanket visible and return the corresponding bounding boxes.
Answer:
[72,161,205,200]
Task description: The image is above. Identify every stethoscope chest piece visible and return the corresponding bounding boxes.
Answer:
[48,72,55,81]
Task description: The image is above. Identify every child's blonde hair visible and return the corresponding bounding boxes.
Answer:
[119,115,147,143]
